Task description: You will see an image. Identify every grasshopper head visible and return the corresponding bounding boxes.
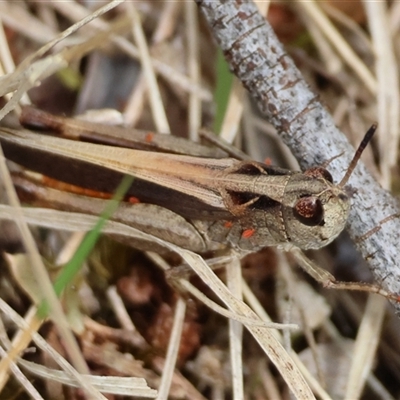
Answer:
[282,171,350,250]
[282,123,375,250]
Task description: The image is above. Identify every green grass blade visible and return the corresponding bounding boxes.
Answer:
[38,175,133,317]
[214,49,233,134]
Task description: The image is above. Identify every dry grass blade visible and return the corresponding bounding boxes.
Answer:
[0,146,94,395]
[0,13,131,120]
[185,1,201,141]
[345,296,386,399]
[364,1,400,189]
[156,298,186,400]
[0,299,106,399]
[0,205,313,397]
[296,0,376,93]
[226,257,244,400]
[19,360,157,398]
[126,2,170,134]
[0,347,43,400]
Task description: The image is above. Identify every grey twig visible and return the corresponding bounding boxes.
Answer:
[195,0,400,311]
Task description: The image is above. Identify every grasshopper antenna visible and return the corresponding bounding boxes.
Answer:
[338,123,377,188]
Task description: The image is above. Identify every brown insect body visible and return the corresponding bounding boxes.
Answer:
[0,108,356,253]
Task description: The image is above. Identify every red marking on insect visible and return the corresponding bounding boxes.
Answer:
[145,132,155,143]
[42,176,112,199]
[128,196,141,204]
[264,157,272,166]
[242,228,255,239]
[224,221,233,228]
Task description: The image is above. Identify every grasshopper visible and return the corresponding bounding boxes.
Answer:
[0,107,397,301]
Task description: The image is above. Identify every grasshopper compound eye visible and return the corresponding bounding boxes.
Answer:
[293,196,324,227]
